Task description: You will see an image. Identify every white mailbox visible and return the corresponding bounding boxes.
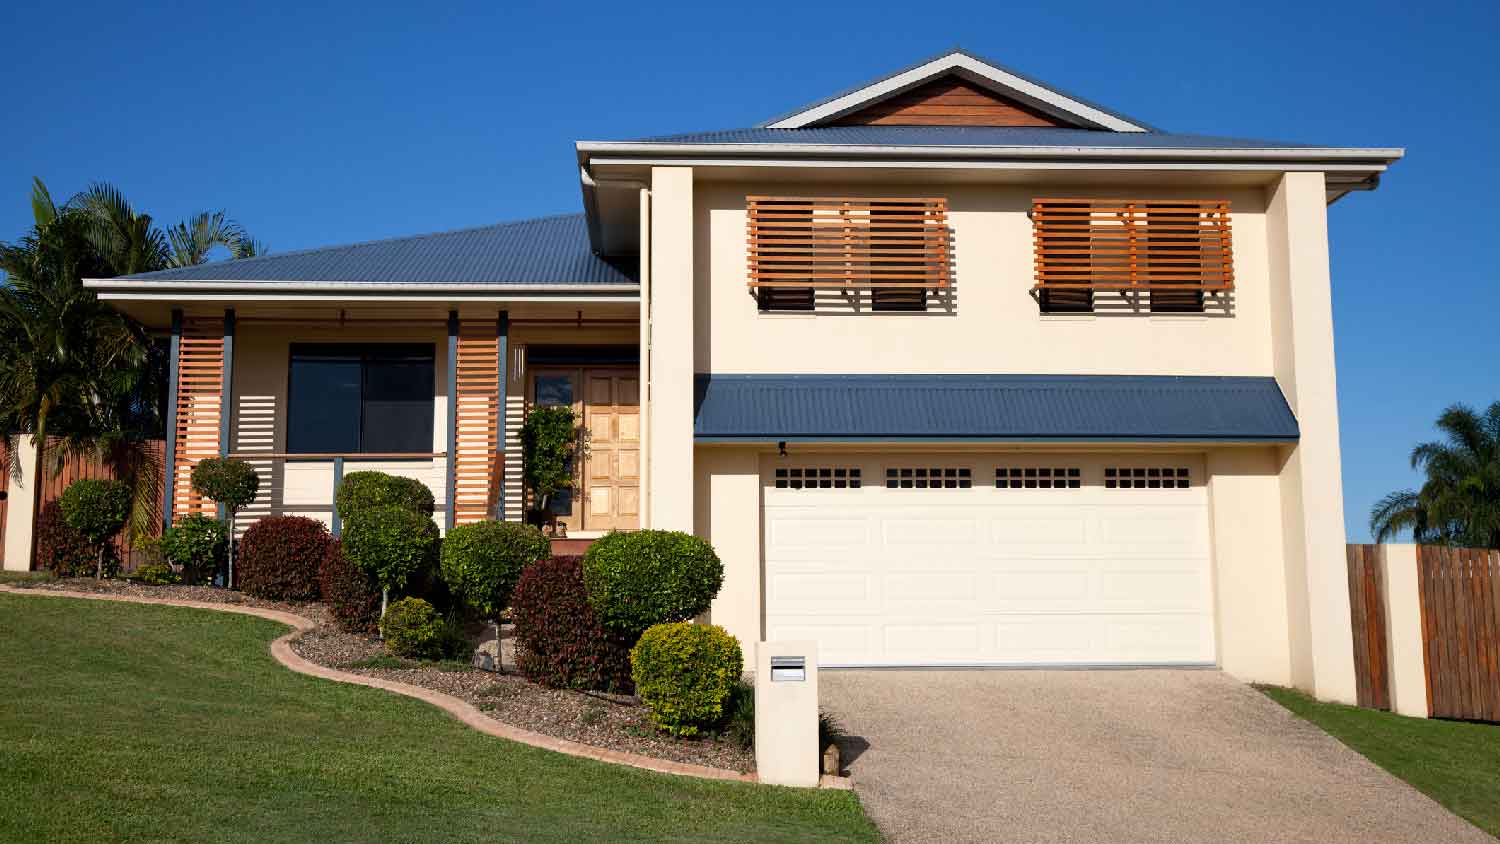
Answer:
[754,640,820,787]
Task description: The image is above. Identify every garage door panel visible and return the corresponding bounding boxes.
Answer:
[763,456,1214,667]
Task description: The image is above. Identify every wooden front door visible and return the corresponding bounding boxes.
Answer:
[528,367,639,532]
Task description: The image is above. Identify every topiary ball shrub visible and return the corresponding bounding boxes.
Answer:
[237,516,330,601]
[511,556,635,693]
[440,520,550,620]
[630,622,743,737]
[335,471,435,521]
[189,457,260,513]
[319,539,382,633]
[160,514,228,585]
[35,501,109,578]
[582,530,725,638]
[58,478,132,578]
[342,505,439,598]
[380,597,446,659]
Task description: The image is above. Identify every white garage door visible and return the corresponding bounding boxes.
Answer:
[762,458,1215,667]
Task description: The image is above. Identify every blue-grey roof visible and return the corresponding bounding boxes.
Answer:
[115,213,637,285]
[634,125,1328,150]
[694,374,1299,441]
[758,47,1156,131]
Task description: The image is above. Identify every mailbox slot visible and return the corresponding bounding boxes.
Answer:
[770,655,806,682]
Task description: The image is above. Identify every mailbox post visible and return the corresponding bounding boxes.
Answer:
[754,640,819,787]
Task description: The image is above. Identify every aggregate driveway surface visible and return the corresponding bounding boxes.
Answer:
[822,669,1492,844]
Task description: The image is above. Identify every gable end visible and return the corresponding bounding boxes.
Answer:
[829,76,1070,128]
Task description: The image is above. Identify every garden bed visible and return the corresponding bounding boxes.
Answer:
[12,577,754,774]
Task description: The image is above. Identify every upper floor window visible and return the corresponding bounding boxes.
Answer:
[748,196,949,312]
[287,344,435,454]
[1032,199,1233,314]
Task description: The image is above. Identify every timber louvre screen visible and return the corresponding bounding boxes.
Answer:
[1032,199,1234,294]
[171,318,224,520]
[452,320,501,525]
[747,197,950,290]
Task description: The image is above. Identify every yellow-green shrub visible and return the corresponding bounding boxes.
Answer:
[630,622,742,737]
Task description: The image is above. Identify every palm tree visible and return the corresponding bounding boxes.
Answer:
[1,178,259,545]
[1370,402,1500,548]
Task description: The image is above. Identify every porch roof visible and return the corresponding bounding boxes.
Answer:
[692,374,1300,442]
[92,213,636,287]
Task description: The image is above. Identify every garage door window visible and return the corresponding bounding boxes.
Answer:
[774,467,861,489]
[996,467,1081,489]
[885,467,972,489]
[1105,467,1190,489]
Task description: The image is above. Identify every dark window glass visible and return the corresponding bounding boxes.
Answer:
[287,344,434,455]
[534,375,574,408]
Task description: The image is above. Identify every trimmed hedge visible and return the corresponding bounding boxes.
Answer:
[319,539,382,633]
[582,530,724,638]
[335,471,435,521]
[512,556,634,693]
[189,457,260,512]
[35,501,109,578]
[59,479,131,578]
[440,520,550,620]
[630,622,743,737]
[160,515,228,585]
[380,597,446,659]
[237,516,330,601]
[342,505,439,596]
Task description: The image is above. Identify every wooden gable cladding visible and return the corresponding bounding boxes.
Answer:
[452,320,502,525]
[828,76,1069,127]
[747,196,950,289]
[1031,199,1235,292]
[172,318,224,521]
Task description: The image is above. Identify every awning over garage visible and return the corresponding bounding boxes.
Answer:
[693,374,1299,442]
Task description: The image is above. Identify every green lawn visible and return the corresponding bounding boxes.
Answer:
[1261,685,1500,838]
[0,594,877,843]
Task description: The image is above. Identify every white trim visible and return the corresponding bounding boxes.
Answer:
[94,292,640,304]
[579,141,1404,162]
[763,53,1152,132]
[84,279,638,292]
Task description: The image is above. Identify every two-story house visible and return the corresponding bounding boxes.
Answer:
[84,50,1402,703]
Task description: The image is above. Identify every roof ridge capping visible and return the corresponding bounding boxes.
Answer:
[758,48,1157,133]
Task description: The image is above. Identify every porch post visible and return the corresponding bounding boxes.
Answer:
[163,309,182,530]
[446,310,458,532]
[495,310,508,520]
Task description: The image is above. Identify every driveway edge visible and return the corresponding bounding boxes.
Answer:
[0,585,852,790]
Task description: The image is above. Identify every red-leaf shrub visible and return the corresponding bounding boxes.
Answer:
[35,501,115,578]
[236,516,330,600]
[512,556,634,693]
[319,539,382,633]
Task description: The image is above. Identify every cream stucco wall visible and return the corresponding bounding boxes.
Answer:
[647,167,696,531]
[697,447,762,650]
[694,181,1274,376]
[2,438,38,571]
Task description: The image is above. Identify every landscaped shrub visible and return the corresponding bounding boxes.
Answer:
[236,516,330,601]
[59,478,132,579]
[318,539,382,633]
[380,597,446,659]
[519,406,576,527]
[35,501,110,578]
[159,514,228,585]
[630,622,743,737]
[440,520,550,620]
[131,561,180,585]
[190,457,260,584]
[335,471,435,521]
[511,556,634,693]
[342,504,439,610]
[582,531,725,638]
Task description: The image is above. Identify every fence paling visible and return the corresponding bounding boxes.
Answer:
[1345,544,1391,711]
[33,437,166,571]
[1414,545,1500,721]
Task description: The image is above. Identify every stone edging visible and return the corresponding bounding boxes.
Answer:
[0,585,852,790]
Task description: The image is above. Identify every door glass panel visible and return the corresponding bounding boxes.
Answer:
[534,375,573,408]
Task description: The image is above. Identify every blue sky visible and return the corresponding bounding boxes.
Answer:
[2,0,1496,541]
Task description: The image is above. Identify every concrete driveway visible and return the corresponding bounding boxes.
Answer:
[822,669,1491,844]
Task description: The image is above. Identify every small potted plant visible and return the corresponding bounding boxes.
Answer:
[519,405,577,536]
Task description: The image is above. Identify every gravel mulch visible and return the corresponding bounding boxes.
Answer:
[12,577,754,773]
[292,624,755,773]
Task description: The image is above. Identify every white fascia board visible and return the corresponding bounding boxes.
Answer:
[586,157,1391,178]
[84,279,638,293]
[578,141,1405,163]
[95,291,640,304]
[763,53,1150,132]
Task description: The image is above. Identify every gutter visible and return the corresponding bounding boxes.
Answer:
[576,140,1405,163]
[84,279,639,292]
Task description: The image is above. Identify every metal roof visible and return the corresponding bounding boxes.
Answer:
[632,125,1329,150]
[693,374,1299,441]
[110,213,637,285]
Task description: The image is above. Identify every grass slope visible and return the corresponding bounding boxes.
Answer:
[1261,685,1500,839]
[0,594,876,843]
